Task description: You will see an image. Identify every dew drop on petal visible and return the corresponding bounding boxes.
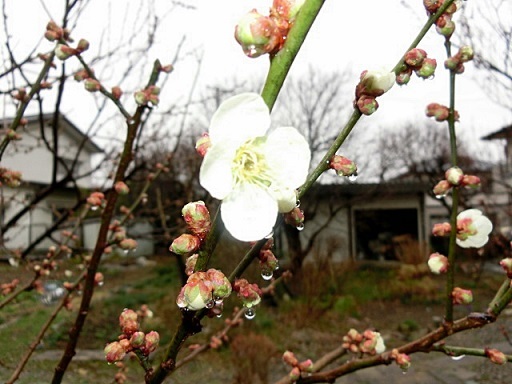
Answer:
[451,354,465,361]
[244,307,256,320]
[348,172,358,182]
[261,269,273,281]
[297,223,305,231]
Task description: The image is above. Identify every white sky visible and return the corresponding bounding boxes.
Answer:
[1,0,511,158]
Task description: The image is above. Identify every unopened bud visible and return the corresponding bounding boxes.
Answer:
[433,180,452,197]
[76,38,90,53]
[485,348,507,365]
[432,222,451,237]
[415,58,437,79]
[84,78,101,92]
[111,86,123,100]
[119,238,137,250]
[458,46,474,63]
[461,174,481,189]
[356,95,379,115]
[452,287,473,305]
[129,331,145,348]
[195,133,211,157]
[428,252,449,274]
[499,258,512,279]
[182,201,211,239]
[235,9,280,58]
[104,341,126,363]
[169,234,201,255]
[114,181,130,195]
[55,44,77,60]
[144,331,160,354]
[330,155,357,176]
[404,48,427,68]
[445,166,464,186]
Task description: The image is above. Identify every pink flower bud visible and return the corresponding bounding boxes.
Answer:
[74,69,90,82]
[444,57,461,71]
[119,238,137,250]
[195,133,211,157]
[169,234,201,255]
[233,278,262,308]
[76,38,90,53]
[84,78,101,92]
[104,341,126,363]
[458,46,474,63]
[461,174,480,189]
[433,180,452,197]
[206,268,232,299]
[144,331,160,354]
[396,68,412,85]
[177,274,212,311]
[393,350,411,370]
[445,166,464,186]
[111,86,123,100]
[452,287,473,305]
[428,253,449,274]
[129,331,145,348]
[485,348,507,365]
[499,258,512,278]
[284,207,305,228]
[404,48,427,67]
[55,44,77,60]
[134,91,148,105]
[432,222,451,237]
[330,155,357,177]
[119,309,139,335]
[298,359,314,372]
[282,350,299,366]
[235,9,280,58]
[425,103,450,122]
[415,58,437,79]
[356,95,379,115]
[114,181,130,195]
[436,15,455,37]
[289,366,301,381]
[182,201,211,239]
[159,64,174,73]
[94,272,104,286]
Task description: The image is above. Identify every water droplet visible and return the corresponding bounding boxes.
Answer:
[205,300,215,309]
[91,205,99,211]
[214,297,223,305]
[216,313,223,318]
[297,223,305,231]
[265,231,274,239]
[348,172,358,182]
[244,307,256,320]
[98,281,104,287]
[402,370,407,375]
[261,269,273,281]
[296,200,301,208]
[435,194,446,199]
[451,354,465,361]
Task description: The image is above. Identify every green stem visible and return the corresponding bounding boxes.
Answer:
[488,278,511,314]
[432,344,512,362]
[443,37,459,324]
[261,0,325,111]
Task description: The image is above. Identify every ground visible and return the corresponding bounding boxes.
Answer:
[0,255,511,383]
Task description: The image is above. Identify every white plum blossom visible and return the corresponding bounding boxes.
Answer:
[456,209,493,248]
[428,252,449,274]
[199,93,311,241]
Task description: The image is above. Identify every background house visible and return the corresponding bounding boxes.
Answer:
[1,113,102,256]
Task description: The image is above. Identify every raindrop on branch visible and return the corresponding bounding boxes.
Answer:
[261,269,273,281]
[451,354,466,361]
[244,307,256,320]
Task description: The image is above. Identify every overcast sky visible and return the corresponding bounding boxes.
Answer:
[1,1,510,154]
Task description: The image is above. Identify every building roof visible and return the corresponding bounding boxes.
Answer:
[4,112,103,153]
[482,124,512,140]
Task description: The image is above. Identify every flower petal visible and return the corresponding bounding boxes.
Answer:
[265,126,311,188]
[221,183,278,242]
[456,209,493,248]
[199,143,236,200]
[209,93,270,145]
[269,185,297,213]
